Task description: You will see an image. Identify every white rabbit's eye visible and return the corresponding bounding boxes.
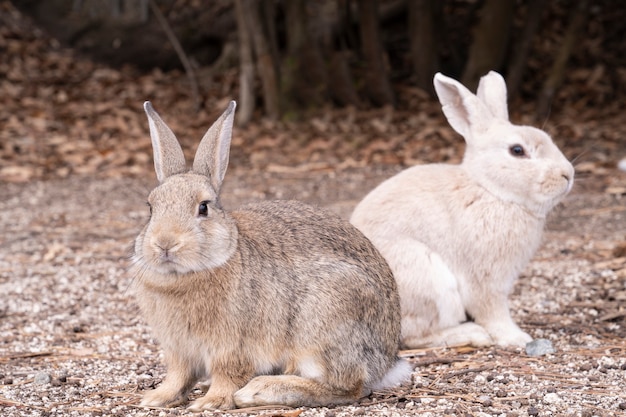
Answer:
[198,201,210,217]
[509,145,526,157]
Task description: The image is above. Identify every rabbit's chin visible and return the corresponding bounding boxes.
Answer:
[150,261,195,276]
[132,255,207,277]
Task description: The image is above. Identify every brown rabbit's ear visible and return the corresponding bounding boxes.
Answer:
[144,101,187,182]
[193,101,236,193]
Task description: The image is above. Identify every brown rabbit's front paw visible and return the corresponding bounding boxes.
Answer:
[140,387,187,408]
[187,393,235,411]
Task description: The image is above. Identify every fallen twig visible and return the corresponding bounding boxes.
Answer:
[148,0,200,112]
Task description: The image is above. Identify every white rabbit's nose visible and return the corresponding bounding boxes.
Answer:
[560,164,575,193]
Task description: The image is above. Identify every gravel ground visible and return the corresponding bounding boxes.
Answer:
[1,168,625,417]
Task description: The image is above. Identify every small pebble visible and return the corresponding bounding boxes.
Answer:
[527,406,539,416]
[619,402,626,410]
[525,339,555,356]
[543,392,561,404]
[34,372,51,385]
[479,395,492,407]
[3,378,13,385]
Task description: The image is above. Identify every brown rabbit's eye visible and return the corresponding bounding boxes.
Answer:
[146,202,152,215]
[509,145,526,157]
[198,201,210,217]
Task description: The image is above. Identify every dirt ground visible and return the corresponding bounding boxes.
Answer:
[1,165,625,417]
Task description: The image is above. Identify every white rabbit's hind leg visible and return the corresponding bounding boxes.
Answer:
[403,321,493,348]
[390,241,471,348]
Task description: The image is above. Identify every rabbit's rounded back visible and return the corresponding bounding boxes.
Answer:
[351,71,574,348]
[132,102,409,410]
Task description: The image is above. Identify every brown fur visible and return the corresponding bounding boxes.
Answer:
[132,102,410,411]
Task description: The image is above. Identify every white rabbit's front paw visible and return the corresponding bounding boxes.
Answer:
[489,326,532,347]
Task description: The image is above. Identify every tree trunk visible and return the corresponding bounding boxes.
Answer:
[149,0,200,112]
[462,0,515,91]
[282,0,329,111]
[73,0,149,21]
[234,0,255,125]
[325,0,360,107]
[328,50,360,107]
[240,0,280,120]
[358,0,395,106]
[408,0,441,94]
[506,0,546,100]
[536,0,589,121]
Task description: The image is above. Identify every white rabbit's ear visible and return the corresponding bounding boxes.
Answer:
[193,101,236,193]
[144,101,187,183]
[476,71,509,120]
[433,73,492,138]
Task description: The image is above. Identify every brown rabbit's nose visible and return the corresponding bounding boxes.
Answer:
[152,236,180,258]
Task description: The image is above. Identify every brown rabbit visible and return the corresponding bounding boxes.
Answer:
[131,101,411,411]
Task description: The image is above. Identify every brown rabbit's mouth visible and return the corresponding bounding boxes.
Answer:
[138,249,194,275]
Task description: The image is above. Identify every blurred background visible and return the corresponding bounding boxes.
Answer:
[1,0,624,183]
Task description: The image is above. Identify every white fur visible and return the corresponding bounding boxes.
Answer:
[370,359,413,391]
[351,71,574,348]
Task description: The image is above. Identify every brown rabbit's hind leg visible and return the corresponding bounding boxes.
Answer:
[233,374,364,408]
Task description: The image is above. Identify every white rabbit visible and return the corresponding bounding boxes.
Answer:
[131,101,410,411]
[351,71,574,348]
